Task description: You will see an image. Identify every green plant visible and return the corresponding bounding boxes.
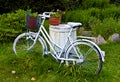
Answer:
[81,0,110,9]
[91,17,120,39]
[49,11,63,25]
[29,12,39,18]
[50,12,61,18]
[26,9,39,18]
[0,9,26,42]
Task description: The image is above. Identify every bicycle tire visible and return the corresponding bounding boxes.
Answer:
[65,40,103,75]
[13,32,47,55]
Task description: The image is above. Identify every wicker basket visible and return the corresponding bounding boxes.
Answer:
[26,14,40,30]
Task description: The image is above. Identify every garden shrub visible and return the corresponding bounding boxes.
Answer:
[63,4,120,39]
[0,1,120,42]
[0,9,50,42]
[63,9,91,29]
[89,8,101,20]
[91,18,120,39]
[81,0,110,9]
[0,9,26,42]
[101,5,120,20]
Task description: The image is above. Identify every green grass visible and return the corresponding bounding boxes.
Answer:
[0,42,120,82]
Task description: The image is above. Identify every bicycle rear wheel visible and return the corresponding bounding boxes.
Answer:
[13,32,45,55]
[65,40,103,74]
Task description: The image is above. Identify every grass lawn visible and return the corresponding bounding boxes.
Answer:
[0,42,120,82]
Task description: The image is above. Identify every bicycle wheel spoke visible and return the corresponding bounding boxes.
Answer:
[66,40,102,74]
[13,33,44,55]
[83,47,94,58]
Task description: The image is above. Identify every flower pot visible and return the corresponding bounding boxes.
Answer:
[49,17,61,25]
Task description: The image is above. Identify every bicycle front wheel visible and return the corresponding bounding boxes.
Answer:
[13,32,45,55]
[65,40,103,74]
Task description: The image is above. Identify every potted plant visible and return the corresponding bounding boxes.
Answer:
[49,11,61,25]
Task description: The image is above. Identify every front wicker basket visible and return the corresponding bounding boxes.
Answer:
[26,14,41,30]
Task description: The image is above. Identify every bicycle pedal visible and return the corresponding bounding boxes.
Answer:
[76,59,84,64]
[60,60,64,64]
[44,51,51,55]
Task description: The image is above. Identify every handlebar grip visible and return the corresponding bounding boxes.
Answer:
[39,12,50,18]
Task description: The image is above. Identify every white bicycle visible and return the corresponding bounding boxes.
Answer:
[13,12,105,74]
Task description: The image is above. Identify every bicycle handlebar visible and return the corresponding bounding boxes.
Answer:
[38,12,51,18]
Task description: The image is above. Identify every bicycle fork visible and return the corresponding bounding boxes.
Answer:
[27,32,40,51]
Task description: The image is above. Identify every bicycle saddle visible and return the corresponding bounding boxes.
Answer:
[67,22,82,28]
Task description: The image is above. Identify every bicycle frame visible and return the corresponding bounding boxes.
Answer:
[27,15,79,61]
[26,12,105,63]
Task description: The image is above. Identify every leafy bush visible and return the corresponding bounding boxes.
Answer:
[63,10,91,29]
[63,4,120,39]
[0,1,120,42]
[81,0,110,9]
[0,9,26,42]
[91,18,120,39]
[101,5,120,20]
